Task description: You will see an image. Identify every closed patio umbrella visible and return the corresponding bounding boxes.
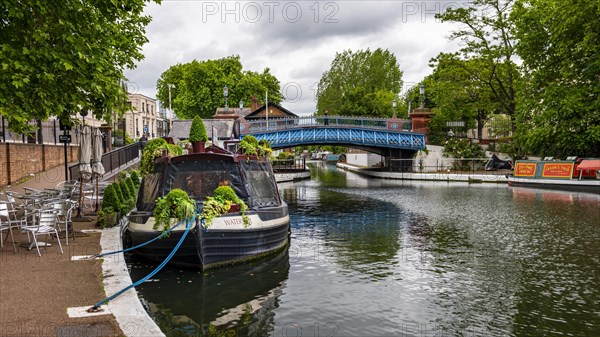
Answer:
[79,125,93,180]
[75,125,92,219]
[91,128,105,211]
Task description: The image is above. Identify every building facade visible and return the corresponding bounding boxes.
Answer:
[117,93,159,141]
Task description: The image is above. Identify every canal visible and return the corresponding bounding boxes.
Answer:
[127,162,600,336]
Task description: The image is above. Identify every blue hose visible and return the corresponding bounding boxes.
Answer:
[94,219,185,258]
[90,216,195,310]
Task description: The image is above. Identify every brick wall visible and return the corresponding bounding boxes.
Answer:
[0,143,79,187]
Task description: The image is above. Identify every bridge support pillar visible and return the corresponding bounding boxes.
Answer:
[385,149,417,172]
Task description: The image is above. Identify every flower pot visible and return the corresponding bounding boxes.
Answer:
[228,204,241,213]
[107,212,118,227]
[192,141,205,153]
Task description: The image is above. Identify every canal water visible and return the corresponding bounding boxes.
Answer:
[127,162,600,336]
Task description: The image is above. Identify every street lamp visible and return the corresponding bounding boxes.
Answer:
[419,84,425,109]
[239,100,243,114]
[223,85,229,111]
[392,98,397,119]
[167,83,175,132]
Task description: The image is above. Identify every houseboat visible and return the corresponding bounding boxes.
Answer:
[123,143,291,269]
[507,158,600,194]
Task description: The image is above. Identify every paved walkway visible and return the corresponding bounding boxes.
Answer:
[0,165,124,337]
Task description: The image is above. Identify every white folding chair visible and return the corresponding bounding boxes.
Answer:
[21,209,63,256]
[0,203,18,253]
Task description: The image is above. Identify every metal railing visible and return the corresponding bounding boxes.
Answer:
[386,158,511,174]
[70,143,140,180]
[241,115,412,134]
[271,157,307,173]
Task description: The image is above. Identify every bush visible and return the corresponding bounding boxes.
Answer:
[189,116,208,142]
[101,185,120,214]
[141,138,168,174]
[130,170,141,187]
[125,177,136,197]
[277,151,294,160]
[443,138,487,171]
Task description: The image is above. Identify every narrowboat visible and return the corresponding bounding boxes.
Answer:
[507,158,600,194]
[123,143,291,269]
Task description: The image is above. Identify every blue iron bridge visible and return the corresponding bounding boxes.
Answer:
[239,116,425,154]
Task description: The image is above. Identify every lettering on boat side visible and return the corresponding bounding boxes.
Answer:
[542,163,574,179]
[224,217,250,226]
[515,162,536,177]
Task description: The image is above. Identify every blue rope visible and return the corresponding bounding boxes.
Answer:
[95,219,185,258]
[91,216,195,310]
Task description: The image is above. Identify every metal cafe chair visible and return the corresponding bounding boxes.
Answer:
[0,202,18,253]
[21,209,63,256]
[53,201,75,245]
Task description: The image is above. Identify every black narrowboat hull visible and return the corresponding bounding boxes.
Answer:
[124,207,291,269]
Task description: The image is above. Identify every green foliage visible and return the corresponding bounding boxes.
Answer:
[317,48,403,118]
[0,0,158,133]
[125,177,137,200]
[497,141,528,160]
[257,139,273,157]
[156,56,282,120]
[443,138,487,170]
[124,133,134,145]
[118,170,129,181]
[277,151,295,160]
[101,185,120,215]
[112,183,125,212]
[201,186,248,228]
[435,0,518,121]
[189,116,208,142]
[512,0,600,157]
[153,189,196,232]
[130,170,141,187]
[141,138,168,175]
[239,135,259,156]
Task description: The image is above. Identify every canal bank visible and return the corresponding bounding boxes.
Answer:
[337,162,509,183]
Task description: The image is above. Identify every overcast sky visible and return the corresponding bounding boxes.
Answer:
[124,0,465,116]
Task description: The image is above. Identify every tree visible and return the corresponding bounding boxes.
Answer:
[156,56,282,120]
[0,0,158,133]
[512,0,600,157]
[428,55,504,142]
[436,0,519,126]
[316,48,403,118]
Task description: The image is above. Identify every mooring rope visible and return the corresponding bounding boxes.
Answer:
[89,216,196,311]
[93,219,186,258]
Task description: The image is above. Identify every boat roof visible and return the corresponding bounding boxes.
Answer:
[577,159,600,171]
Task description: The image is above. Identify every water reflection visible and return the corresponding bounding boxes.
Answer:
[128,249,289,336]
[129,162,600,336]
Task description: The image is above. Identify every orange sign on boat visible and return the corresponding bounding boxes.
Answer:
[542,163,573,179]
[515,162,536,177]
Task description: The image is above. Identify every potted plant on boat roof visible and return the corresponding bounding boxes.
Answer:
[239,135,259,158]
[153,189,196,232]
[201,185,249,228]
[189,115,208,153]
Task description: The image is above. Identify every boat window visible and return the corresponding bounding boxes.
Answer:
[138,172,162,211]
[241,161,279,207]
[165,159,248,202]
[171,171,232,200]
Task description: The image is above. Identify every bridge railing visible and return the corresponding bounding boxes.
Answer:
[241,115,412,134]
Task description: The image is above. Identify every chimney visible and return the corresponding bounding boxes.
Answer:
[251,96,258,112]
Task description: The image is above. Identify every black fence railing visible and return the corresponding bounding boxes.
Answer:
[272,157,307,173]
[70,143,140,181]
